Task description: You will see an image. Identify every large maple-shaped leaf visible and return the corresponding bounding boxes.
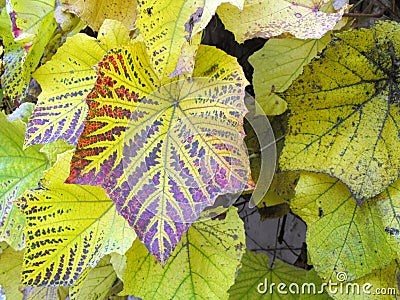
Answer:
[0,112,48,249]
[16,151,136,286]
[120,207,245,299]
[291,172,400,282]
[136,0,244,79]
[280,21,400,201]
[24,19,130,147]
[217,0,346,43]
[66,43,252,264]
[64,0,138,31]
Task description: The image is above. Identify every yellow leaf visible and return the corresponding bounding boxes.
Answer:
[280,21,400,201]
[217,0,346,42]
[120,207,245,299]
[136,0,244,79]
[64,0,138,31]
[25,19,130,147]
[292,172,400,282]
[16,151,136,286]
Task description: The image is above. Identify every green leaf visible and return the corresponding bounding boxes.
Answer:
[249,35,331,116]
[39,139,75,166]
[0,243,23,300]
[228,250,329,299]
[120,207,245,300]
[16,150,136,286]
[24,19,131,147]
[291,172,400,282]
[217,0,346,43]
[136,0,244,79]
[280,21,400,201]
[0,112,48,249]
[66,43,252,264]
[69,256,116,300]
[64,0,138,31]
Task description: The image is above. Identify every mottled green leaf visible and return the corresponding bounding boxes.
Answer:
[25,19,130,147]
[291,172,400,282]
[229,250,329,299]
[120,207,245,299]
[280,21,400,201]
[16,150,136,286]
[249,35,331,115]
[69,256,116,300]
[0,243,23,300]
[0,112,48,249]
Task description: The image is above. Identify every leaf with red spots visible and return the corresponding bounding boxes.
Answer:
[16,150,136,286]
[24,20,130,147]
[66,42,253,264]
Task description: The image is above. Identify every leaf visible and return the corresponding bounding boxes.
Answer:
[249,35,331,116]
[228,250,329,299]
[109,252,126,282]
[190,0,244,37]
[120,207,245,300]
[66,43,252,264]
[0,243,23,300]
[279,21,400,201]
[7,102,35,123]
[39,139,75,166]
[23,286,61,300]
[16,150,136,286]
[136,0,244,78]
[291,172,400,282]
[217,0,346,43]
[24,19,130,147]
[0,112,48,249]
[5,0,55,49]
[0,9,29,103]
[1,0,58,103]
[64,0,138,31]
[69,256,116,300]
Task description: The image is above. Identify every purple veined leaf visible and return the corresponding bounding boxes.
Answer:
[66,43,254,264]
